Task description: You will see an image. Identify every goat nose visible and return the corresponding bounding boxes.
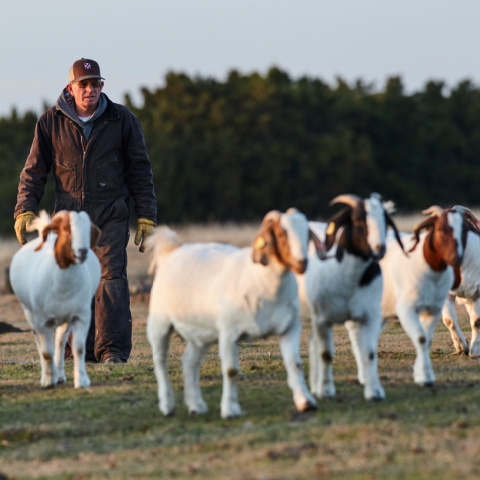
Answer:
[77,248,88,262]
[374,245,386,259]
[297,259,308,274]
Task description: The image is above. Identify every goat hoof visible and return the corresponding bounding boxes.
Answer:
[75,380,91,389]
[300,400,317,412]
[222,410,242,419]
[423,381,435,388]
[189,407,208,416]
[314,389,336,399]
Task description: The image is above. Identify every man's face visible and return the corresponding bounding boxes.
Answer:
[66,79,104,113]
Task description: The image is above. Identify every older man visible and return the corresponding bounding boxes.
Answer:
[14,58,157,364]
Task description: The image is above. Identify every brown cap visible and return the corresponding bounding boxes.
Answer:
[68,58,104,83]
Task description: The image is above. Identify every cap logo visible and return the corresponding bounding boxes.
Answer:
[84,62,91,70]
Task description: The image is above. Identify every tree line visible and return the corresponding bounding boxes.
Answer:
[1,67,480,234]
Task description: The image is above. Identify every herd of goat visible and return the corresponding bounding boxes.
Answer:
[8,194,480,418]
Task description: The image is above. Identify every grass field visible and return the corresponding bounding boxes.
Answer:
[1,218,480,480]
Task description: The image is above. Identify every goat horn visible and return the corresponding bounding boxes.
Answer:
[329,194,362,209]
[451,205,480,232]
[262,210,282,224]
[422,205,444,217]
[451,205,472,215]
[51,210,68,220]
[383,200,396,215]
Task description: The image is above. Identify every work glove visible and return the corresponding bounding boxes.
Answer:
[134,218,156,253]
[14,211,36,245]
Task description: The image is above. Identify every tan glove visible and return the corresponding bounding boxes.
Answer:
[14,211,36,245]
[134,218,156,253]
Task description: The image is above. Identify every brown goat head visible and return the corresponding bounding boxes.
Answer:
[34,211,101,269]
[410,206,464,270]
[325,194,372,260]
[252,209,309,274]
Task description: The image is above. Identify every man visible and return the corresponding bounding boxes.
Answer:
[14,58,157,364]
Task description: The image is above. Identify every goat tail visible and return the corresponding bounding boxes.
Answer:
[147,226,180,274]
[26,210,50,236]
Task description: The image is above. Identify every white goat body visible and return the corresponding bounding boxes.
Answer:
[147,209,318,419]
[10,210,101,388]
[297,193,403,401]
[381,207,466,386]
[441,206,480,357]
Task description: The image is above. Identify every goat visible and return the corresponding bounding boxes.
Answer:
[441,205,480,357]
[296,193,404,401]
[380,206,467,386]
[9,210,101,388]
[146,208,321,419]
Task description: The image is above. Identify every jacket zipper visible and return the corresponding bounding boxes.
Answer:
[80,135,87,210]
[62,113,111,209]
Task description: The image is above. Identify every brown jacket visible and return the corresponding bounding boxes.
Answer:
[15,93,157,362]
[15,94,157,223]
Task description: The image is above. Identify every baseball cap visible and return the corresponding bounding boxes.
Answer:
[69,58,104,83]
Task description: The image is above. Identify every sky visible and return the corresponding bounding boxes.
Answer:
[1,0,479,117]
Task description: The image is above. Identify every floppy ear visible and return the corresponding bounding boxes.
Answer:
[90,223,102,249]
[385,211,405,253]
[309,228,327,260]
[34,216,62,252]
[252,229,272,266]
[409,216,437,253]
[324,208,351,251]
[252,210,281,266]
[463,212,480,235]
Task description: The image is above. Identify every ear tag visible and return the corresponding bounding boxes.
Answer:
[254,236,266,250]
[326,222,335,235]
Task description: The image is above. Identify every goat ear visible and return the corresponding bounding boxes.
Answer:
[90,223,102,249]
[251,230,272,266]
[385,212,406,254]
[252,213,279,266]
[464,215,480,236]
[409,217,436,253]
[309,228,327,260]
[324,208,351,251]
[34,221,59,252]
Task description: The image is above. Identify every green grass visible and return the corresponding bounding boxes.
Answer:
[1,294,480,479]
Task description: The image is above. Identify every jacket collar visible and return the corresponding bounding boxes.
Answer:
[55,90,119,122]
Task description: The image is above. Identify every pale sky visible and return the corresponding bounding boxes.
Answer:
[1,0,478,117]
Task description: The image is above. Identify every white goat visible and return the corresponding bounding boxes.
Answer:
[441,205,480,357]
[296,193,404,401]
[147,208,321,419]
[381,206,467,386]
[10,210,101,388]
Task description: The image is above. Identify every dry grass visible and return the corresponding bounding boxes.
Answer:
[1,218,480,479]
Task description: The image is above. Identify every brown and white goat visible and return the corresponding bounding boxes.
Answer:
[10,211,101,388]
[147,208,321,419]
[441,205,480,357]
[381,206,467,386]
[296,193,404,401]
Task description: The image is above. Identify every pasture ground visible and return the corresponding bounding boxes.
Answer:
[1,219,480,479]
